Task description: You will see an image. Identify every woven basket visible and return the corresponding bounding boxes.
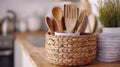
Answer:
[45,32,98,66]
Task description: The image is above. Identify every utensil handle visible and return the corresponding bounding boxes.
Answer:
[94,28,102,36]
[57,20,63,33]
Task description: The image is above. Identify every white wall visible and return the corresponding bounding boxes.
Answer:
[0,0,98,18]
[0,0,51,18]
[0,0,98,30]
[0,0,78,30]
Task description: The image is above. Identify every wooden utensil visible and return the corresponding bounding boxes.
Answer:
[64,4,78,33]
[94,28,102,36]
[79,0,91,15]
[85,14,97,33]
[52,17,65,31]
[45,17,54,35]
[52,7,63,33]
[74,10,84,32]
[76,10,88,33]
[89,14,96,33]
[52,18,58,31]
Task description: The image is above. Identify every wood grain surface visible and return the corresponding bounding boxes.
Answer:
[15,31,120,67]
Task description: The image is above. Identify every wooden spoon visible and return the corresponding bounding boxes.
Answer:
[52,7,63,33]
[45,17,54,35]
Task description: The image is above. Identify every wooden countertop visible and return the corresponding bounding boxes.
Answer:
[15,30,120,67]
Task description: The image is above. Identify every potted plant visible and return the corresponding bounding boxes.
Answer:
[97,0,120,62]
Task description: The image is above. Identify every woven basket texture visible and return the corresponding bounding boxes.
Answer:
[45,33,97,66]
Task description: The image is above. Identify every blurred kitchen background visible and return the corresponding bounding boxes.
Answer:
[0,0,97,67]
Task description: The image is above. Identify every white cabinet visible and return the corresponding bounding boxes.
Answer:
[14,40,33,67]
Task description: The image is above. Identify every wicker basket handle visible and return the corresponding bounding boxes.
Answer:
[94,28,102,36]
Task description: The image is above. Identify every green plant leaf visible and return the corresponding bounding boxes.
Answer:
[98,0,120,27]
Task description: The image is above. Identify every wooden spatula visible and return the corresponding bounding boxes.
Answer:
[74,10,84,32]
[79,0,91,15]
[76,10,88,33]
[85,14,97,33]
[45,17,54,35]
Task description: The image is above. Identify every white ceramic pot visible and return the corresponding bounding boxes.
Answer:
[97,28,120,62]
[27,14,42,32]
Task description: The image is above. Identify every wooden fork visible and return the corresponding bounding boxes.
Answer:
[64,4,78,33]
